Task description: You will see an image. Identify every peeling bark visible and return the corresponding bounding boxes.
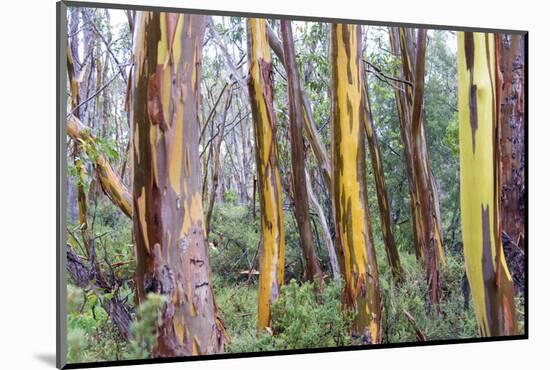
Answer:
[131,12,226,356]
[267,25,332,193]
[498,34,525,292]
[331,24,382,343]
[281,20,324,286]
[246,18,286,330]
[390,28,445,304]
[361,72,403,281]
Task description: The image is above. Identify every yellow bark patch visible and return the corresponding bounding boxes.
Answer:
[173,317,185,345]
[136,191,150,254]
[169,105,184,193]
[172,15,184,73]
[332,24,380,342]
[458,32,516,336]
[192,336,201,355]
[248,18,285,330]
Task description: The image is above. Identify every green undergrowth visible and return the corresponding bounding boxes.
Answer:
[65,202,524,363]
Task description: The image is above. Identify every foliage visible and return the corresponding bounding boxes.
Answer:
[379,252,478,343]
[127,293,167,359]
[66,285,130,363]
[219,279,357,353]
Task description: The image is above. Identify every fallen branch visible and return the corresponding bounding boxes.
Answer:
[67,114,132,218]
[67,245,133,340]
[403,309,427,341]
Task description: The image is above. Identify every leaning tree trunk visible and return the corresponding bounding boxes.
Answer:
[281,20,324,286]
[389,28,423,260]
[458,31,517,336]
[409,29,444,305]
[498,34,525,292]
[246,18,285,330]
[361,73,403,281]
[131,12,226,356]
[306,170,341,281]
[266,25,332,193]
[331,23,382,344]
[390,28,445,304]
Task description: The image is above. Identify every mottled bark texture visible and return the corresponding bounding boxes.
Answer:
[246,18,286,330]
[331,24,382,343]
[362,73,403,281]
[458,32,517,336]
[390,28,445,304]
[281,20,324,286]
[497,34,525,292]
[131,12,226,356]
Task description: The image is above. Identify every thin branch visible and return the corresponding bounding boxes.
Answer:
[67,69,123,117]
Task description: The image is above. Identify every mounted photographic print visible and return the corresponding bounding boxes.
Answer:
[56,1,528,368]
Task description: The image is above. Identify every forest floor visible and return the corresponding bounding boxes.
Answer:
[65,201,525,363]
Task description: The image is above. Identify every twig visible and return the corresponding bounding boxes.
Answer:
[67,69,123,117]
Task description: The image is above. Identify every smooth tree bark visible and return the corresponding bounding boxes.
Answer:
[458,31,517,336]
[131,12,225,356]
[305,170,341,280]
[280,20,324,286]
[331,24,382,343]
[390,28,445,304]
[246,18,286,330]
[361,73,403,281]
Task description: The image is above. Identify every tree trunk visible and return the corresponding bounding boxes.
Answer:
[457,31,517,336]
[409,29,445,305]
[498,34,525,292]
[246,18,285,330]
[67,43,91,256]
[390,28,445,304]
[361,72,403,281]
[388,28,423,260]
[131,12,226,356]
[267,25,332,192]
[331,24,381,344]
[281,20,324,286]
[305,170,340,281]
[205,88,232,236]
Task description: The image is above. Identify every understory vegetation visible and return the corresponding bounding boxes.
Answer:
[66,201,524,363]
